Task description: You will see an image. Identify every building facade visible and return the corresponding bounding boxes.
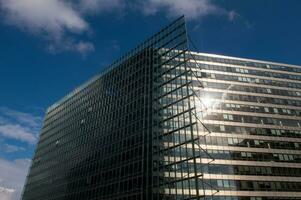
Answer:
[22,17,301,200]
[184,52,301,199]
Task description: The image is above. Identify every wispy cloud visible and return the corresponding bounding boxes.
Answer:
[0,108,41,200]
[2,144,25,153]
[0,107,41,128]
[0,187,14,200]
[0,0,238,54]
[0,0,88,34]
[0,107,42,144]
[0,158,31,200]
[0,0,93,54]
[228,10,239,21]
[80,0,240,22]
[0,0,129,54]
[139,0,237,21]
[78,0,125,14]
[47,39,95,55]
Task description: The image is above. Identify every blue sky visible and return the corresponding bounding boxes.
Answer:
[0,0,301,199]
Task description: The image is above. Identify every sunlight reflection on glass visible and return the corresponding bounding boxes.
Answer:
[195,94,222,119]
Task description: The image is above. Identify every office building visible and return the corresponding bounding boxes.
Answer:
[22,16,301,200]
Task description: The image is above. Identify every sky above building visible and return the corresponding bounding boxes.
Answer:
[0,0,301,199]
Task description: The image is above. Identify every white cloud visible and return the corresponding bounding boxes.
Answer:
[140,0,235,21]
[0,0,93,54]
[0,0,238,54]
[0,107,41,128]
[0,187,14,200]
[228,10,239,21]
[2,144,25,153]
[1,0,88,35]
[78,0,125,14]
[78,0,236,21]
[0,124,37,144]
[0,107,42,144]
[0,158,31,200]
[48,39,95,55]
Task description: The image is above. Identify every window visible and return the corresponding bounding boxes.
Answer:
[223,114,233,120]
[228,138,233,145]
[217,180,223,187]
[223,180,230,187]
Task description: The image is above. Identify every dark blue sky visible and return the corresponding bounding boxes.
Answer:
[0,0,300,198]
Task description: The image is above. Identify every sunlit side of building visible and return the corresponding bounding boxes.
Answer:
[182,52,301,199]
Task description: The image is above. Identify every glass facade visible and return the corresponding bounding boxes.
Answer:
[22,17,189,200]
[22,17,301,200]
[182,52,301,200]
